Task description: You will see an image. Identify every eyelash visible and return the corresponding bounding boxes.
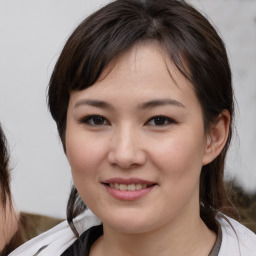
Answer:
[146,116,176,126]
[79,115,110,126]
[79,115,176,127]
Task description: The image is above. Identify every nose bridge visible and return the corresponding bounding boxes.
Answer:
[108,123,145,168]
[117,123,135,150]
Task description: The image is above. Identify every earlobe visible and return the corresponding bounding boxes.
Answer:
[202,110,230,165]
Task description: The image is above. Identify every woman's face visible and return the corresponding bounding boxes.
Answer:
[65,42,211,234]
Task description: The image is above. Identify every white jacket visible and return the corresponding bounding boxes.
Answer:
[8,210,101,256]
[9,210,256,256]
[218,215,256,255]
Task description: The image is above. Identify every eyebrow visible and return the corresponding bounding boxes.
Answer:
[74,98,185,109]
[140,99,185,109]
[74,99,113,109]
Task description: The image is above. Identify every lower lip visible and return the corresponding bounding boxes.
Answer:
[103,184,155,201]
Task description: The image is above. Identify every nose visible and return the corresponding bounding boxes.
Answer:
[107,125,146,169]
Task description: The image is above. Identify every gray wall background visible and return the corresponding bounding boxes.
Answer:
[0,0,255,218]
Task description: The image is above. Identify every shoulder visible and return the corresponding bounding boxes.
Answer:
[0,212,62,255]
[217,214,256,256]
[8,210,101,256]
[19,212,63,241]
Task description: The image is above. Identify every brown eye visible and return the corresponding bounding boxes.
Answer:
[146,116,176,126]
[81,115,109,126]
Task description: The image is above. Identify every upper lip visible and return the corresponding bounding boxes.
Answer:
[102,178,156,185]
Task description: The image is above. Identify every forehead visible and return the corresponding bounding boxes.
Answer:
[69,41,199,108]
[98,41,184,85]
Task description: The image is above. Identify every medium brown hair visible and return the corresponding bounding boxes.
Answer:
[48,0,236,235]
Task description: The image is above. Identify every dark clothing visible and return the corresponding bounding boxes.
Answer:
[61,224,222,256]
[61,225,103,256]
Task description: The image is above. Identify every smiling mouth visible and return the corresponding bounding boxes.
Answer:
[104,183,155,191]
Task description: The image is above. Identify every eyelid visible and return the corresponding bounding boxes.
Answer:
[146,115,177,126]
[79,115,110,126]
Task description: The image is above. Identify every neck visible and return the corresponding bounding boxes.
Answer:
[91,209,216,256]
[0,200,19,252]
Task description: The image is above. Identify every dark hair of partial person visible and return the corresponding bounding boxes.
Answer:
[0,124,22,255]
[0,124,12,211]
[47,0,237,236]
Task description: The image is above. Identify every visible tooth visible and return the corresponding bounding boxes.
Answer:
[120,184,128,191]
[128,184,136,191]
[110,183,151,191]
[135,184,142,190]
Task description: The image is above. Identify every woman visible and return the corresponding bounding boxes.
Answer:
[0,124,61,256]
[9,0,256,255]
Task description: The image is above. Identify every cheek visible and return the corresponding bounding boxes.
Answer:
[65,134,106,205]
[65,133,105,177]
[150,132,206,180]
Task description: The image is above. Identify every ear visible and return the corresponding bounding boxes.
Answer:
[202,110,230,165]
